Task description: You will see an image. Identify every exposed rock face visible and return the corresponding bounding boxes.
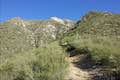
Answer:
[0,17,75,49]
[51,17,65,24]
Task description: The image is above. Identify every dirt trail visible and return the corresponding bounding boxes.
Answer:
[65,54,90,80]
[65,54,117,80]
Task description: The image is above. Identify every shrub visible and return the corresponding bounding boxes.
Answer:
[0,42,68,80]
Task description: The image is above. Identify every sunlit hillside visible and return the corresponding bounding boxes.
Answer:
[0,11,120,80]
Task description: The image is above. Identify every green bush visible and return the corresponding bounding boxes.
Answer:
[62,34,120,69]
[0,42,68,80]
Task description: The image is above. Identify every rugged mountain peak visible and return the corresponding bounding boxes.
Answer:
[8,17,23,24]
[8,17,27,28]
[64,19,74,23]
[50,17,65,24]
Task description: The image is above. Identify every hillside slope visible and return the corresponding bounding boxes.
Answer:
[0,11,120,80]
[61,11,120,79]
[0,17,74,56]
[0,17,73,80]
[70,11,120,36]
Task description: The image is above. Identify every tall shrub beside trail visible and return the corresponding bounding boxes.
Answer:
[0,42,68,80]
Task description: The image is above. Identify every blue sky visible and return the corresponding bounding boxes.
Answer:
[0,0,120,22]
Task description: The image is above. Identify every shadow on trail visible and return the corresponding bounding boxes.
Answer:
[66,46,120,80]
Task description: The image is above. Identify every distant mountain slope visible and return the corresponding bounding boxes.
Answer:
[0,17,75,57]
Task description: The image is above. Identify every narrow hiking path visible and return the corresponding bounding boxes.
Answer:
[65,53,117,80]
[65,54,90,80]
